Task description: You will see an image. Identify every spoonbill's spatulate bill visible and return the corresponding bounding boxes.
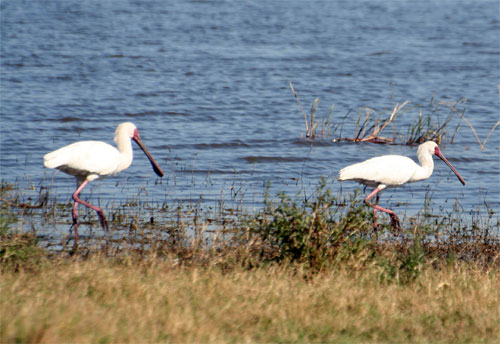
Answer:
[44,122,164,246]
[338,141,465,229]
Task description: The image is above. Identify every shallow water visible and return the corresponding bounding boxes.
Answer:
[1,0,499,239]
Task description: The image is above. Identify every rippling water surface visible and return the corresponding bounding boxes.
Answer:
[1,0,499,238]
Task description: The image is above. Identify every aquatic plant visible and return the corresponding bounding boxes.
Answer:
[441,98,500,150]
[289,81,321,139]
[289,83,495,147]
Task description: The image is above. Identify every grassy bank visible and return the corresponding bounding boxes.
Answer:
[1,181,500,343]
[2,255,499,343]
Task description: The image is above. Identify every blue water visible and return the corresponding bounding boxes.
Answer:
[1,0,499,239]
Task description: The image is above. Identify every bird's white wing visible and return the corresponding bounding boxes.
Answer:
[338,155,417,187]
[44,141,121,178]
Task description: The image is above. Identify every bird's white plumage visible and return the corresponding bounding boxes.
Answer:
[338,155,419,188]
[43,141,127,182]
[337,141,465,230]
[43,122,137,182]
[338,141,439,189]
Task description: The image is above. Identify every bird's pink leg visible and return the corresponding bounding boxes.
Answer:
[372,194,379,229]
[365,187,401,230]
[72,180,109,240]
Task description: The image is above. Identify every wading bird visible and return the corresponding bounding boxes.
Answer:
[44,122,164,246]
[338,141,465,230]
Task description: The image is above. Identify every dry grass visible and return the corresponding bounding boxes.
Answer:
[2,255,499,343]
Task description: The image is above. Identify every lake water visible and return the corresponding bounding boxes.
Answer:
[1,0,499,239]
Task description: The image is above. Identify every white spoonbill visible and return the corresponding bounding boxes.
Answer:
[338,141,465,229]
[44,122,164,245]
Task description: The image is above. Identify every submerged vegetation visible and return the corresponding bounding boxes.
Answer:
[1,180,499,343]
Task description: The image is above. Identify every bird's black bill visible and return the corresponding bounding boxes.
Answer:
[436,150,466,186]
[134,138,164,177]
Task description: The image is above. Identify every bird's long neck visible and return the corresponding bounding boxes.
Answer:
[410,150,434,182]
[115,133,134,172]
